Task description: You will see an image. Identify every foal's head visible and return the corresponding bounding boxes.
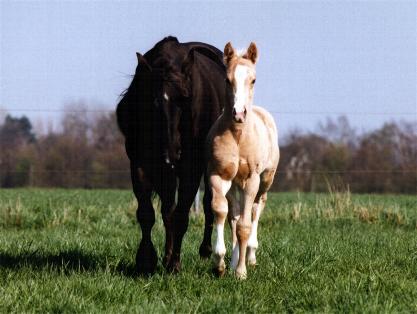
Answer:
[223,42,258,124]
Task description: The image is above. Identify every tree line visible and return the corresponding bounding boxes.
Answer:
[0,107,416,193]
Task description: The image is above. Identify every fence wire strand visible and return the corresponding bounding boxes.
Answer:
[1,108,416,116]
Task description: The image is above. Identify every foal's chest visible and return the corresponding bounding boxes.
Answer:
[233,157,262,189]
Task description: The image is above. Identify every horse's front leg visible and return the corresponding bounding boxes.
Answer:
[210,174,232,277]
[236,173,260,279]
[131,164,157,275]
[159,183,177,269]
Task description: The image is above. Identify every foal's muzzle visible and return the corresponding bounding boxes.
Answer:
[233,108,247,123]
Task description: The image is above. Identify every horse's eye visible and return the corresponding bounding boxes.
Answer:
[163,92,169,101]
[252,79,256,85]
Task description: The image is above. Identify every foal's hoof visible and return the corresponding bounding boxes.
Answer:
[235,267,247,280]
[213,266,226,277]
[213,259,226,277]
[247,247,257,267]
[199,244,212,259]
[136,241,158,275]
[248,260,257,267]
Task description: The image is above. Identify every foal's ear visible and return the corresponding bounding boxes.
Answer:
[223,42,236,65]
[244,42,258,64]
[136,52,152,71]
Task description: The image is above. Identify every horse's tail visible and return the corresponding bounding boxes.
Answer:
[116,96,129,137]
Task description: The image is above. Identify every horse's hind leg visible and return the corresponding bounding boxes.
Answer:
[199,173,213,259]
[131,164,157,275]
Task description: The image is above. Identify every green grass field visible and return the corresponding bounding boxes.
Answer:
[1,189,416,313]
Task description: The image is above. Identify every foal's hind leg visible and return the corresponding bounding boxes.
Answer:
[227,186,240,270]
[131,165,158,275]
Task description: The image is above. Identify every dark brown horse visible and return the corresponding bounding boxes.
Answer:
[116,36,231,274]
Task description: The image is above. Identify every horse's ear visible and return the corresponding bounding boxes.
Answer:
[136,52,152,71]
[223,42,235,65]
[244,42,258,64]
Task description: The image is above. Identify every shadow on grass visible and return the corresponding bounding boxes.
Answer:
[0,249,138,278]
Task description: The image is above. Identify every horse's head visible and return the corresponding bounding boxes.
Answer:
[135,45,188,166]
[118,36,227,169]
[223,42,258,124]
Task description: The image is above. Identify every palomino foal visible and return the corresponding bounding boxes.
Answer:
[207,42,280,279]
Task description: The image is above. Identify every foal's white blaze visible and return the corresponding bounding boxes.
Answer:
[233,64,250,114]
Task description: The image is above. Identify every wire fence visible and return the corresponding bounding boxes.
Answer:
[0,170,416,174]
[1,108,416,116]
[1,107,416,192]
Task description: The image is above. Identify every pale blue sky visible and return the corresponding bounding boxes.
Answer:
[1,0,416,135]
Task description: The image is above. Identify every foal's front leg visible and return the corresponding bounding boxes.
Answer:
[210,174,231,277]
[236,174,260,279]
[247,192,267,266]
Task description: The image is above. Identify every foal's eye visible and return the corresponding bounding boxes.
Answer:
[251,79,256,85]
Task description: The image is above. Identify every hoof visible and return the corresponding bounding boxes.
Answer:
[213,258,226,277]
[199,244,212,259]
[248,259,257,267]
[162,253,172,269]
[136,240,158,276]
[235,267,247,280]
[166,255,181,274]
[213,265,226,277]
[247,247,257,267]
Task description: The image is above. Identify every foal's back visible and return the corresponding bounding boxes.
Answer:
[238,105,279,174]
